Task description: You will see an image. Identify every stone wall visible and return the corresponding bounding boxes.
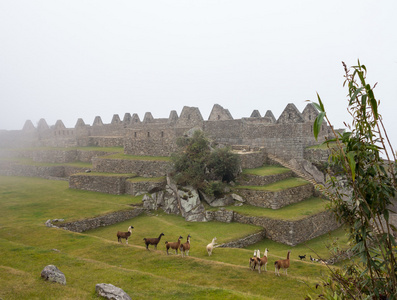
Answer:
[69,174,136,194]
[92,157,171,177]
[237,149,266,169]
[0,103,332,162]
[57,208,144,232]
[304,148,331,163]
[218,231,266,248]
[236,184,314,209]
[233,210,339,246]
[0,161,86,179]
[125,178,166,196]
[0,162,66,178]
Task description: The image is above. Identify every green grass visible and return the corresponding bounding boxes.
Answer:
[236,177,309,191]
[127,176,166,183]
[221,197,329,220]
[0,176,346,299]
[242,165,290,176]
[73,172,137,177]
[0,157,92,168]
[104,153,171,161]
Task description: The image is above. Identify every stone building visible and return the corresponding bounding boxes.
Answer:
[0,103,331,160]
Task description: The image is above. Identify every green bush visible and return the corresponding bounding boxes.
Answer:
[171,130,240,194]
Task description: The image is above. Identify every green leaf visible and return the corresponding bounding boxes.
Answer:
[346,151,356,181]
[313,112,325,140]
[350,87,364,105]
[312,102,322,112]
[316,93,325,112]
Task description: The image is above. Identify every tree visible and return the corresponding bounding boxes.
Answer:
[170,130,240,195]
[310,61,397,299]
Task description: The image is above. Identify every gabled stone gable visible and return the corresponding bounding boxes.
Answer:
[277,103,305,124]
[264,110,276,122]
[301,103,319,122]
[93,116,103,126]
[250,110,261,118]
[22,120,36,131]
[37,118,49,131]
[208,104,234,121]
[111,114,121,124]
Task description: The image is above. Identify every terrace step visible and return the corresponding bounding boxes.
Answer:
[267,153,331,199]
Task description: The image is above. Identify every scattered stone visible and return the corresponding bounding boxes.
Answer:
[41,265,66,285]
[209,195,234,207]
[95,283,132,300]
[231,193,245,202]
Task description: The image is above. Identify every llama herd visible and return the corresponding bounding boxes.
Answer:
[116,225,296,276]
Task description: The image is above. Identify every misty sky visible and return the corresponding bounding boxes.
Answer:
[1,1,396,150]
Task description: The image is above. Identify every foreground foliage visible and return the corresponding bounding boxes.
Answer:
[311,61,397,299]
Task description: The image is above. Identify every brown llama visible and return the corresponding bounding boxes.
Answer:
[180,234,191,257]
[257,248,269,273]
[165,236,183,255]
[143,233,164,250]
[117,225,134,244]
[275,250,291,276]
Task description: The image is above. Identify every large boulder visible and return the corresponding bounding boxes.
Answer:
[142,185,207,222]
[40,265,66,285]
[95,283,132,300]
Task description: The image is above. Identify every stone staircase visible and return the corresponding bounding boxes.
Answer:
[267,153,333,200]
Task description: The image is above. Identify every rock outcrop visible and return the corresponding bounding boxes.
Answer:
[95,283,132,300]
[40,265,66,285]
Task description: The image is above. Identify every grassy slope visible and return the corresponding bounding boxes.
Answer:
[0,176,346,299]
[223,197,329,220]
[241,165,290,176]
[235,177,309,191]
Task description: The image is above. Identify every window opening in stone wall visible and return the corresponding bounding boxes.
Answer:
[161,131,164,137]
[288,113,291,119]
[134,132,137,138]
[147,132,150,137]
[188,114,191,120]
[217,115,221,120]
[309,115,311,120]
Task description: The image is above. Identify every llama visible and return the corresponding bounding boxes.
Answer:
[257,248,269,273]
[165,236,183,255]
[143,233,164,250]
[249,249,260,270]
[180,234,191,257]
[117,225,134,244]
[206,237,217,256]
[275,250,291,276]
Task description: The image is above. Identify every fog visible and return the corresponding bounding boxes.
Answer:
[0,1,396,151]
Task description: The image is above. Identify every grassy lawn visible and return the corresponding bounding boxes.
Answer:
[0,176,345,299]
[73,172,137,177]
[242,165,290,176]
[220,197,329,220]
[127,176,166,183]
[103,153,171,161]
[0,157,93,168]
[235,177,309,191]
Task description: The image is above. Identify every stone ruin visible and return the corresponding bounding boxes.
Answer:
[0,103,331,161]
